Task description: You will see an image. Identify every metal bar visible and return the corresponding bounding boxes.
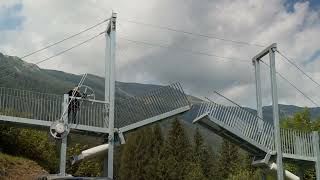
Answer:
[59,94,68,176]
[254,58,264,134]
[268,44,284,180]
[119,105,190,133]
[106,12,117,179]
[313,131,320,180]
[253,43,277,61]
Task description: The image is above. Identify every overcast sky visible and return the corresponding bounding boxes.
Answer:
[0,0,320,108]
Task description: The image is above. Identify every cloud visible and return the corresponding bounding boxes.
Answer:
[0,2,24,30]
[0,0,320,108]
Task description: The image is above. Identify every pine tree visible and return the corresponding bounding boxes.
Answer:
[185,163,208,180]
[118,128,148,180]
[158,118,193,180]
[145,124,164,180]
[216,139,240,180]
[118,125,164,180]
[193,128,217,179]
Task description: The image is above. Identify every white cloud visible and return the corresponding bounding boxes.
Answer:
[0,0,320,108]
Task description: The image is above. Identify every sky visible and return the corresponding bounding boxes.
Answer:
[0,0,320,109]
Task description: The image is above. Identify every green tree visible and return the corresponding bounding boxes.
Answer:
[226,169,261,180]
[158,119,193,180]
[193,128,216,179]
[280,108,318,179]
[185,163,207,180]
[0,125,59,173]
[118,125,164,180]
[217,139,240,180]
[145,124,164,180]
[281,107,312,131]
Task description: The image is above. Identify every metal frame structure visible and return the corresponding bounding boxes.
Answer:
[0,12,192,179]
[194,97,320,179]
[252,43,284,180]
[193,43,320,180]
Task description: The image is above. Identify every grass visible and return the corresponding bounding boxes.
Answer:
[0,152,47,180]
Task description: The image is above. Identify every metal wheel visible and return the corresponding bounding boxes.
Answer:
[50,121,70,139]
[78,85,95,101]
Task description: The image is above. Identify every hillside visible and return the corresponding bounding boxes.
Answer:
[2,52,320,147]
[0,152,47,180]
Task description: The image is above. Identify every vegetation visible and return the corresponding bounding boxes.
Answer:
[0,152,47,180]
[0,124,103,176]
[1,53,320,179]
[2,108,320,179]
[280,108,319,180]
[115,118,252,180]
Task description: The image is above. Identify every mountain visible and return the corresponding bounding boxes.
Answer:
[1,52,320,150]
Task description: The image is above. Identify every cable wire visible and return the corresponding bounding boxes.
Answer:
[119,36,251,63]
[276,50,320,89]
[0,17,110,72]
[0,32,105,82]
[260,61,319,107]
[20,17,110,59]
[120,19,266,48]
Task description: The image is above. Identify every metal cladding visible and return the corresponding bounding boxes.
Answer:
[115,82,190,129]
[196,100,318,162]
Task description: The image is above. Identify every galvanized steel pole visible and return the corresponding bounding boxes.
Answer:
[313,131,320,180]
[103,12,117,179]
[253,59,263,129]
[269,44,284,180]
[254,54,267,180]
[59,94,69,176]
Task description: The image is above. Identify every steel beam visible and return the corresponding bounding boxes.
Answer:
[103,12,117,179]
[0,115,52,127]
[268,44,284,180]
[59,94,68,176]
[252,43,276,61]
[253,58,264,134]
[313,131,320,180]
[119,105,190,133]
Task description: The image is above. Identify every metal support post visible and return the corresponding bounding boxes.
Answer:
[313,131,320,180]
[297,165,304,179]
[253,59,263,131]
[254,59,268,180]
[261,171,267,180]
[59,94,69,176]
[269,45,284,180]
[103,12,117,179]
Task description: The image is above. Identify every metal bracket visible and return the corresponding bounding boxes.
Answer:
[252,151,272,168]
[252,43,277,61]
[108,134,114,141]
[114,128,126,145]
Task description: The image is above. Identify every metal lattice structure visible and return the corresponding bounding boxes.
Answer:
[193,43,320,180]
[195,100,319,162]
[196,101,274,154]
[280,128,315,161]
[0,82,191,177]
[0,87,108,133]
[115,82,190,132]
[0,13,193,178]
[0,82,190,133]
